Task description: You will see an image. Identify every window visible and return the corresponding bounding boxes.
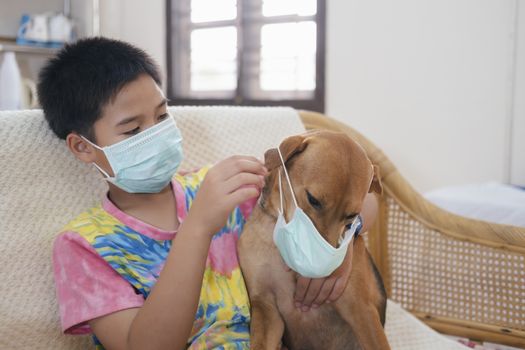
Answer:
[167,0,325,111]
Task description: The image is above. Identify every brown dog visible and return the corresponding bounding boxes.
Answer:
[238,130,389,350]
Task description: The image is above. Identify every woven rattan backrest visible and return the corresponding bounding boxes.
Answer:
[384,194,525,342]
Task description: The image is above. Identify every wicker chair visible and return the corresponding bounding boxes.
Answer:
[300,110,525,348]
[0,107,522,349]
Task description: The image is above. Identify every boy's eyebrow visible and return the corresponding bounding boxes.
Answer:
[115,116,140,127]
[115,99,168,127]
[156,98,168,109]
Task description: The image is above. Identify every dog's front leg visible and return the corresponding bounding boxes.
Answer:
[337,301,390,350]
[250,295,285,350]
[335,239,391,350]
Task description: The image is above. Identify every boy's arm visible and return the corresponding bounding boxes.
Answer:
[90,222,212,350]
[293,193,379,311]
[89,155,267,350]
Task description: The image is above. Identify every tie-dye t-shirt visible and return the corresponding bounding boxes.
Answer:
[52,167,257,349]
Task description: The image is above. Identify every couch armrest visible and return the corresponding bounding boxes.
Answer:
[299,110,525,348]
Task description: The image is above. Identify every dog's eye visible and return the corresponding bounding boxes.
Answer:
[345,213,357,229]
[345,214,357,221]
[306,191,322,210]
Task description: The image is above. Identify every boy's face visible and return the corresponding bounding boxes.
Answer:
[66,73,169,177]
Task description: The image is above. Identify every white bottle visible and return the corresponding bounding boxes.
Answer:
[0,52,23,110]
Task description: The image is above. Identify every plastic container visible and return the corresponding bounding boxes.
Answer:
[0,52,22,110]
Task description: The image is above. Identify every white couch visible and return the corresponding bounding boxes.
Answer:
[0,106,478,349]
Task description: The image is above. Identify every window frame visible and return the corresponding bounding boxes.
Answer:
[166,0,326,112]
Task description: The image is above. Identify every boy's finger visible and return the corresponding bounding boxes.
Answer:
[228,186,260,207]
[219,156,267,179]
[293,276,310,307]
[300,278,324,311]
[224,173,264,194]
[328,277,347,302]
[312,277,337,307]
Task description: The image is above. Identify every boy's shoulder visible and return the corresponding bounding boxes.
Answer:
[60,204,122,243]
[173,165,212,202]
[56,165,212,244]
[174,165,211,190]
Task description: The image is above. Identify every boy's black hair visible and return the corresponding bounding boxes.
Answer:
[38,37,161,141]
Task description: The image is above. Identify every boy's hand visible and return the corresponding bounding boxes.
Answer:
[185,155,267,236]
[293,243,354,312]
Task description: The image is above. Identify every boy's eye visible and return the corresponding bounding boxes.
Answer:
[123,127,140,135]
[158,113,169,120]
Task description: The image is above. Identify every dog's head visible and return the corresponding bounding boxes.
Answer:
[261,130,382,247]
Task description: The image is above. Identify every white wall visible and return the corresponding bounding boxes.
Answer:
[99,0,166,87]
[326,0,521,192]
[511,1,525,186]
[95,0,524,192]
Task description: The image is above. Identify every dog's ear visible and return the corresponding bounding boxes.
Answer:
[263,148,281,171]
[264,135,307,171]
[369,164,383,195]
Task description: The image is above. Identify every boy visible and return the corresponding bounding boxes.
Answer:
[39,37,378,350]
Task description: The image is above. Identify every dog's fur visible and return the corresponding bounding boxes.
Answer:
[238,130,390,350]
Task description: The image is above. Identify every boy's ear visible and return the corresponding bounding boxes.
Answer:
[264,134,308,171]
[66,133,98,164]
[368,164,383,195]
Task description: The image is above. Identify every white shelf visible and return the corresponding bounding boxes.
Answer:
[0,41,58,56]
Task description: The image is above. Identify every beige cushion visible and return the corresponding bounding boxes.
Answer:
[0,106,466,349]
[385,300,468,350]
[0,106,304,349]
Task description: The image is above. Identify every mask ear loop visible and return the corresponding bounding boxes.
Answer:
[276,146,299,209]
[278,169,284,215]
[80,135,113,179]
[340,215,359,246]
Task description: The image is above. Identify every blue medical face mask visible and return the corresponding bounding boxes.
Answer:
[272,146,362,278]
[82,114,184,193]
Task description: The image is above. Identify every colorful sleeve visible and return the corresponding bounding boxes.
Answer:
[239,196,258,222]
[53,231,144,334]
[175,166,211,203]
[182,166,211,191]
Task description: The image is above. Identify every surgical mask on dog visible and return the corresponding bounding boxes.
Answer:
[272,146,360,278]
[81,115,184,193]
